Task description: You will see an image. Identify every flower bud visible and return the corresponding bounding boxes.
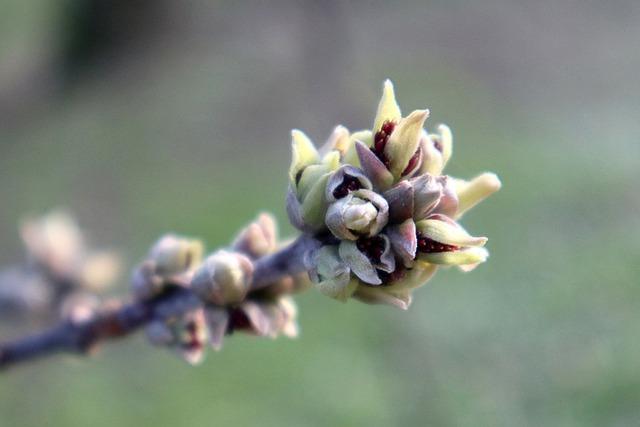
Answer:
[454,173,502,218]
[174,309,208,365]
[373,79,402,135]
[385,109,429,179]
[309,245,357,301]
[419,124,453,176]
[353,286,412,310]
[149,234,204,277]
[341,129,373,166]
[276,296,300,338]
[325,189,388,240]
[204,307,229,351]
[146,309,209,365]
[289,129,319,184]
[415,218,488,266]
[191,250,254,305]
[320,125,351,156]
[232,213,277,259]
[287,130,341,231]
[78,251,121,292]
[20,210,84,280]
[338,236,395,285]
[269,296,300,338]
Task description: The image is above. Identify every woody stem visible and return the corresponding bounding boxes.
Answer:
[0,234,318,372]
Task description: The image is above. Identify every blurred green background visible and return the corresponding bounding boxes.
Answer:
[1,0,639,426]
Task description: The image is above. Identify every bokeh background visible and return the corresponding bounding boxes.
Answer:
[1,1,639,426]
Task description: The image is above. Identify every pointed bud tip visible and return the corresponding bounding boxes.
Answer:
[481,173,502,191]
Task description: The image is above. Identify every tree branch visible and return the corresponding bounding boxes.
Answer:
[0,234,318,371]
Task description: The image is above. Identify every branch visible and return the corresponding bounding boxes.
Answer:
[0,235,318,371]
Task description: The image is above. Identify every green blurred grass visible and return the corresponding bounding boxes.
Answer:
[1,2,639,426]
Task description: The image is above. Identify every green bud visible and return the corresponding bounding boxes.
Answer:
[289,129,319,184]
[299,172,332,231]
[191,250,254,305]
[419,124,453,176]
[415,218,489,267]
[309,245,357,301]
[373,79,402,133]
[385,109,429,179]
[342,129,373,166]
[149,234,204,277]
[352,286,412,310]
[419,246,489,266]
[454,173,502,218]
[417,219,487,247]
[321,125,351,156]
[287,141,340,231]
[325,189,388,240]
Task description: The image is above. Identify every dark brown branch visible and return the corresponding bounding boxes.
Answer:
[0,235,318,371]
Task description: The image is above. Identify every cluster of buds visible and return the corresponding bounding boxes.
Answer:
[0,211,121,319]
[132,214,307,364]
[287,80,501,309]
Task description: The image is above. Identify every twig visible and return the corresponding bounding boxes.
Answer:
[0,235,318,371]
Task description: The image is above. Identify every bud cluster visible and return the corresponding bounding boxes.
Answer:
[287,80,501,309]
[132,214,307,364]
[0,211,121,319]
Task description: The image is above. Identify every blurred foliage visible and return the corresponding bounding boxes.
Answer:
[1,0,639,426]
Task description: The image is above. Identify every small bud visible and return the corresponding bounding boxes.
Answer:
[147,310,209,365]
[289,129,319,184]
[149,234,204,277]
[20,210,84,280]
[320,125,351,156]
[299,171,332,231]
[191,250,254,305]
[420,246,489,266]
[338,236,395,285]
[454,173,502,218]
[415,218,489,266]
[417,218,487,248]
[204,307,229,351]
[342,129,373,166]
[325,189,388,240]
[436,124,453,167]
[353,286,412,310]
[287,137,341,231]
[271,296,300,338]
[232,213,277,259]
[373,79,402,134]
[385,109,429,179]
[309,245,357,301]
[78,251,121,292]
[174,309,208,365]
